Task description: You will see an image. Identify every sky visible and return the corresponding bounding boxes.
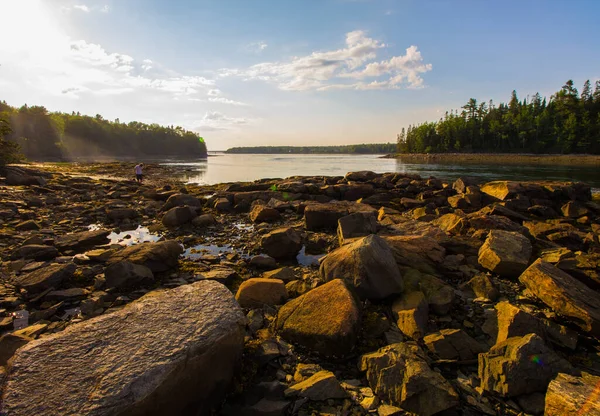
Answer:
[1,0,599,151]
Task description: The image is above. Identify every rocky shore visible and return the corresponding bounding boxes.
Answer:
[386,152,600,167]
[0,163,599,415]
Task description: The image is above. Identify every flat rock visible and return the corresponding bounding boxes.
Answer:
[304,203,349,231]
[104,260,154,289]
[284,370,347,401]
[478,230,532,278]
[199,266,239,285]
[383,235,445,275]
[423,328,485,361]
[320,235,403,300]
[262,267,296,282]
[107,240,183,273]
[1,280,245,416]
[519,259,600,337]
[545,372,600,415]
[14,263,76,293]
[12,244,58,261]
[235,278,288,308]
[55,230,111,252]
[275,279,360,357]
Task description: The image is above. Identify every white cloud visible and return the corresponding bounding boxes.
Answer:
[73,4,90,12]
[141,59,153,71]
[100,5,110,13]
[221,30,432,91]
[193,111,252,131]
[245,41,268,54]
[209,97,248,106]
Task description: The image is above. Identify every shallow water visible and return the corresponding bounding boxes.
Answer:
[162,153,600,191]
[88,225,162,246]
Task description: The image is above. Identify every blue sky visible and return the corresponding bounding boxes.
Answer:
[1,0,599,150]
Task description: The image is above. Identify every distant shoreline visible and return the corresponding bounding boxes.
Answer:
[385,153,600,166]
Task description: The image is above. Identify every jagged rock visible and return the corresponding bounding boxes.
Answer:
[235,278,288,308]
[403,271,455,315]
[545,372,600,415]
[377,404,404,416]
[561,201,589,218]
[359,342,459,416]
[466,273,499,301]
[1,280,245,416]
[162,206,197,227]
[304,203,349,231]
[293,363,323,382]
[12,244,58,261]
[284,370,347,400]
[447,194,470,209]
[104,260,154,289]
[262,267,296,282]
[260,227,302,259]
[0,333,32,366]
[162,193,203,211]
[468,214,529,235]
[275,279,360,356]
[45,288,90,302]
[107,240,183,273]
[478,334,572,397]
[320,235,403,300]
[54,229,111,252]
[432,213,466,234]
[519,259,600,336]
[14,263,76,293]
[337,212,377,246]
[480,181,524,201]
[478,230,532,278]
[15,220,41,231]
[250,205,281,223]
[423,329,485,360]
[392,291,428,339]
[383,235,445,275]
[106,208,137,220]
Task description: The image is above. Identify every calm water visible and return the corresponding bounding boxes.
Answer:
[163,153,600,191]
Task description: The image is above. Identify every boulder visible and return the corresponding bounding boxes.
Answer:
[383,235,445,275]
[107,240,183,273]
[466,273,499,301]
[262,267,296,282]
[192,214,217,228]
[260,227,302,259]
[545,372,600,416]
[198,266,239,285]
[432,213,466,234]
[423,329,485,361]
[478,230,532,278]
[0,333,33,366]
[14,263,76,293]
[480,181,524,201]
[391,291,428,339]
[337,212,377,246]
[320,235,403,300]
[250,255,278,270]
[519,259,600,337]
[162,206,197,227]
[284,371,347,401]
[345,171,378,182]
[55,230,111,252]
[235,278,288,308]
[1,281,245,416]
[104,261,154,289]
[304,203,348,231]
[162,193,203,211]
[12,244,58,261]
[478,334,572,397]
[275,279,360,357]
[359,342,459,416]
[249,205,281,223]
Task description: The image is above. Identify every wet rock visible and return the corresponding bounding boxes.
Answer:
[466,273,499,301]
[162,193,203,211]
[107,240,183,273]
[519,259,600,336]
[391,291,428,339]
[192,213,217,228]
[106,208,137,221]
[0,333,33,366]
[284,370,347,401]
[545,372,600,415]
[275,279,360,357]
[478,230,532,278]
[250,255,278,270]
[162,205,197,227]
[359,342,459,416]
[249,205,281,223]
[12,244,58,261]
[54,229,111,252]
[1,280,245,416]
[260,227,302,259]
[15,220,41,231]
[423,329,485,360]
[478,333,572,397]
[337,212,377,246]
[320,235,403,300]
[14,263,76,293]
[104,260,154,289]
[235,278,288,308]
[263,267,296,282]
[304,203,349,231]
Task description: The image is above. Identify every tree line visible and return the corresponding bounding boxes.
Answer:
[0,100,207,163]
[397,80,600,154]
[226,143,396,154]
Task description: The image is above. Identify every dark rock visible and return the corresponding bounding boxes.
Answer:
[107,240,183,273]
[423,328,485,360]
[260,227,302,259]
[249,205,281,223]
[15,263,76,293]
[162,193,203,211]
[106,208,137,221]
[284,370,347,400]
[391,291,428,339]
[15,220,41,231]
[12,245,58,261]
[337,212,377,246]
[466,273,499,301]
[304,203,348,231]
[0,333,33,366]
[162,206,197,227]
[104,261,154,289]
[250,255,278,270]
[192,214,217,228]
[55,230,111,252]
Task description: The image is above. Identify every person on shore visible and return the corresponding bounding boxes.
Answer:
[134,163,144,183]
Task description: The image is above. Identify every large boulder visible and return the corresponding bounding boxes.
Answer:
[249,205,281,223]
[383,235,445,275]
[1,281,245,416]
[320,235,403,300]
[478,334,572,397]
[337,212,377,246]
[260,227,302,259]
[104,261,154,289]
[235,278,288,308]
[545,372,600,416]
[519,259,600,337]
[54,230,111,252]
[478,230,532,278]
[275,279,360,357]
[162,206,197,227]
[14,263,76,293]
[107,240,183,273]
[161,193,203,211]
[304,203,348,231]
[359,342,459,416]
